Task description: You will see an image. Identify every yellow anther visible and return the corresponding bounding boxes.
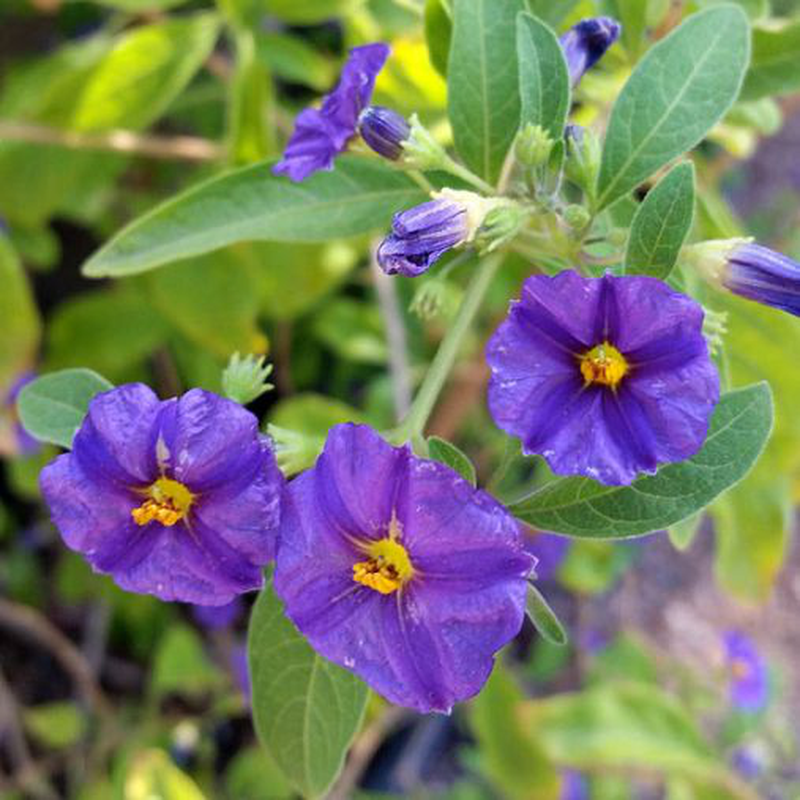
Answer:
[352,520,414,595]
[579,341,629,388]
[131,477,194,527]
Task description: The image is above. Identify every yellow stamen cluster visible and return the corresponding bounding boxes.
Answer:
[580,341,629,388]
[131,477,194,527]
[352,518,414,595]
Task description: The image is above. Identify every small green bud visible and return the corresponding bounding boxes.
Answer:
[410,279,448,321]
[606,228,628,248]
[267,424,323,477]
[562,204,591,231]
[564,125,601,197]
[402,113,449,171]
[515,123,554,168]
[221,352,273,406]
[474,203,527,253]
[702,307,728,355]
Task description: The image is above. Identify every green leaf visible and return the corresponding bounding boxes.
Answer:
[624,161,695,279]
[17,369,114,449]
[23,702,86,749]
[425,0,453,77]
[528,683,757,798]
[526,0,579,27]
[741,18,800,100]
[427,436,477,486]
[668,512,703,551]
[73,14,220,132]
[124,749,207,800]
[151,625,220,699]
[0,235,40,388]
[312,299,387,365]
[604,0,648,61]
[261,0,359,23]
[91,0,188,9]
[526,583,568,646]
[256,31,335,91]
[596,6,750,210]
[448,0,526,183]
[470,665,560,800]
[82,157,427,278]
[516,13,571,141]
[248,581,368,798]
[509,383,773,539]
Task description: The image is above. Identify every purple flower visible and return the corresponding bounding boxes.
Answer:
[732,747,763,780]
[561,770,589,800]
[723,242,800,317]
[377,195,470,277]
[273,423,533,713]
[40,384,283,605]
[191,597,244,630]
[724,631,768,713]
[358,105,410,161]
[560,17,621,87]
[524,531,570,581]
[2,372,40,457]
[486,271,720,486]
[273,43,389,182]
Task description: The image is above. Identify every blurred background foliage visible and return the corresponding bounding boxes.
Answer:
[2,0,800,798]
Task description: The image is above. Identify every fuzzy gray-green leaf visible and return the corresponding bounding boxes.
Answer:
[596,6,750,210]
[624,161,695,278]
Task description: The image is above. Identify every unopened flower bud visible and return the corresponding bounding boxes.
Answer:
[358,105,410,161]
[410,279,448,320]
[474,203,526,253]
[377,189,506,277]
[685,238,800,317]
[560,17,621,87]
[563,204,591,231]
[222,353,273,406]
[267,424,323,477]
[515,123,554,168]
[564,124,601,196]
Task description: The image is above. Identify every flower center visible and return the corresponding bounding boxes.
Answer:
[352,519,414,595]
[731,658,752,681]
[131,477,194,527]
[580,341,629,388]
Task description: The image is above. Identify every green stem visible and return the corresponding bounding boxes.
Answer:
[394,253,503,441]
[440,155,495,194]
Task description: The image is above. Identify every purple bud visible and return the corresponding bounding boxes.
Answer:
[358,105,410,161]
[377,196,470,277]
[724,242,800,317]
[560,17,621,87]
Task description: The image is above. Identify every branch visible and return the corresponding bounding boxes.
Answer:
[0,121,223,162]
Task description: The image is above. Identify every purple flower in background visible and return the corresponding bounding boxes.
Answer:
[40,384,283,605]
[487,271,719,485]
[724,631,768,713]
[561,770,589,800]
[560,17,621,87]
[732,747,763,780]
[274,423,533,713]
[1,372,40,457]
[524,531,570,581]
[273,43,389,182]
[191,597,244,630]
[358,105,410,161]
[377,193,471,277]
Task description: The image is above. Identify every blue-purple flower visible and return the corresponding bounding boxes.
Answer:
[273,43,389,182]
[689,239,800,317]
[487,271,720,486]
[358,105,410,161]
[525,531,570,581]
[273,423,533,713]
[40,384,283,605]
[724,631,768,713]
[1,372,40,457]
[561,770,589,800]
[560,17,621,87]
[191,597,244,630]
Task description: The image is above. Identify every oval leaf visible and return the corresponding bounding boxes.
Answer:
[516,13,571,140]
[447,0,526,183]
[17,369,114,449]
[741,19,800,100]
[428,435,477,486]
[509,383,773,539]
[526,583,568,646]
[425,0,453,78]
[82,157,427,277]
[624,161,695,278]
[248,581,368,799]
[596,6,750,210]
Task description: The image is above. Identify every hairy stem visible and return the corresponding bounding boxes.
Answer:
[394,253,503,441]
